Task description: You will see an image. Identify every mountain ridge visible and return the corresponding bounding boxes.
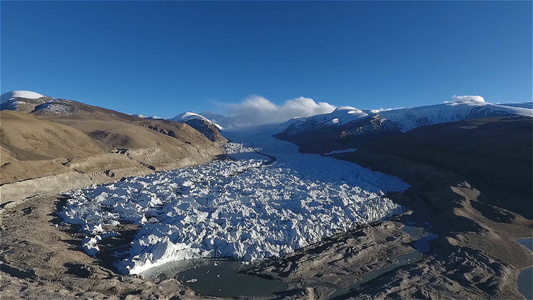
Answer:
[274,98,532,154]
[0,91,226,186]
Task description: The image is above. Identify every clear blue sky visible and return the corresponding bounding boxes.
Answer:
[2,1,531,118]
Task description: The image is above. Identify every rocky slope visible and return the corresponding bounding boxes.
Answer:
[0,193,218,300]
[170,111,227,143]
[275,113,401,153]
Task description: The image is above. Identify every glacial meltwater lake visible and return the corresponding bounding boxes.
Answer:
[141,259,289,298]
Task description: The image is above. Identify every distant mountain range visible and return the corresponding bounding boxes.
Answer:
[173,97,532,153]
[3,89,531,156]
[274,99,532,153]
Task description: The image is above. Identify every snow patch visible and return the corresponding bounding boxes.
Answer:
[171,112,221,129]
[335,106,357,111]
[134,114,164,120]
[35,100,78,116]
[173,112,211,122]
[82,235,102,257]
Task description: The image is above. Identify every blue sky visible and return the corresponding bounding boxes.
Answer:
[2,1,531,118]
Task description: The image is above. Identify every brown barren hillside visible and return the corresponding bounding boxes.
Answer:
[0,93,226,204]
[0,110,112,183]
[1,110,105,161]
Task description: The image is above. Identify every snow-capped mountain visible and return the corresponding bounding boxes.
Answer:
[197,112,235,129]
[170,111,240,129]
[378,99,532,132]
[170,112,226,143]
[1,90,144,121]
[275,97,532,153]
[171,111,285,130]
[0,90,47,103]
[276,112,402,154]
[277,106,371,137]
[0,90,52,112]
[171,111,214,124]
[281,98,531,135]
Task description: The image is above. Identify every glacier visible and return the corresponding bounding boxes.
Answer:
[61,128,409,275]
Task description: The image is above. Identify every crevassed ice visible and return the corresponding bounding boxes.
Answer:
[61,139,409,275]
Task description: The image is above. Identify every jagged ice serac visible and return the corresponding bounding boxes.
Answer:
[61,133,409,275]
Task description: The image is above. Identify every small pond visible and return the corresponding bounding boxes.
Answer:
[141,259,289,298]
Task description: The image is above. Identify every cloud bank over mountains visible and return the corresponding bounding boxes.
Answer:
[192,94,494,128]
[216,94,492,127]
[449,95,486,104]
[224,95,336,127]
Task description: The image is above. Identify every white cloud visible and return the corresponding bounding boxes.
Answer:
[228,95,336,127]
[449,95,486,104]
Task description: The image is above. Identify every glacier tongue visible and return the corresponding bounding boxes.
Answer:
[61,133,409,275]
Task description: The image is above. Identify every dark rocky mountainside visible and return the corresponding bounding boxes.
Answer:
[341,116,533,219]
[276,114,402,153]
[275,101,531,155]
[182,118,227,144]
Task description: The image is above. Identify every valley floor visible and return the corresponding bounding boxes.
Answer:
[1,117,531,300]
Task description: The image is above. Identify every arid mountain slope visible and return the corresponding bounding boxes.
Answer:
[170,111,227,143]
[0,111,114,184]
[0,92,226,200]
[1,111,105,161]
[180,118,227,144]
